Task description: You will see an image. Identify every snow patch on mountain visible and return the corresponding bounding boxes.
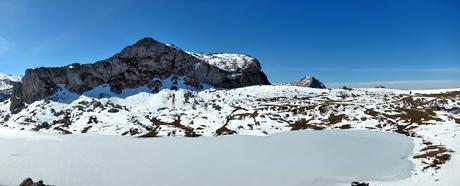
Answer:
[0,73,21,102]
[0,73,21,82]
[190,53,259,71]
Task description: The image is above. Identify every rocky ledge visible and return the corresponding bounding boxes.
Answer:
[10,38,270,112]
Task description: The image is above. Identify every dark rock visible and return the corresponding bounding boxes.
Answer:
[107,108,119,113]
[147,79,162,92]
[32,180,46,186]
[10,37,270,111]
[92,101,102,108]
[32,122,51,131]
[19,178,33,186]
[351,182,369,186]
[9,81,24,113]
[19,178,48,186]
[87,116,98,124]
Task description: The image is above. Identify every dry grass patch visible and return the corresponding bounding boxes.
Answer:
[416,91,460,99]
[414,145,454,171]
[54,127,72,134]
[215,126,237,135]
[145,116,200,137]
[328,114,347,124]
[290,118,324,130]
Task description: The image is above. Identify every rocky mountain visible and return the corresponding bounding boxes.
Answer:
[288,76,326,89]
[9,38,270,112]
[0,73,21,102]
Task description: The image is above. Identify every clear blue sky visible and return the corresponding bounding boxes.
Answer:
[0,0,459,87]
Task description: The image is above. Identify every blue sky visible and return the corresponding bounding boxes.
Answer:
[0,0,459,88]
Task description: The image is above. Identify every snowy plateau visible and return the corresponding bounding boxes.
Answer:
[0,38,459,186]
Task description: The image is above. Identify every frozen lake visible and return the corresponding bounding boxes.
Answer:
[0,129,413,186]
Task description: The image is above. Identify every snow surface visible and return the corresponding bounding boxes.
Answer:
[190,52,256,71]
[0,73,20,92]
[1,83,459,185]
[0,129,413,186]
[373,123,460,186]
[0,73,21,82]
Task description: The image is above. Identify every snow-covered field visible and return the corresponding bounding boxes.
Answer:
[0,128,413,186]
[1,84,459,185]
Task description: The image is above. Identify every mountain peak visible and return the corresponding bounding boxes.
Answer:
[133,37,160,46]
[290,76,326,89]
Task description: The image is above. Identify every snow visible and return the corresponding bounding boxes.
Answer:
[0,127,59,141]
[0,73,21,93]
[190,52,256,71]
[1,83,459,185]
[0,129,413,186]
[0,72,21,82]
[373,123,460,186]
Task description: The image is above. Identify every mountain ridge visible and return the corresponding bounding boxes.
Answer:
[9,37,270,112]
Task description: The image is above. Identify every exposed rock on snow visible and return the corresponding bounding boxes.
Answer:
[10,38,270,111]
[19,177,49,186]
[351,182,370,186]
[288,76,326,89]
[18,178,33,186]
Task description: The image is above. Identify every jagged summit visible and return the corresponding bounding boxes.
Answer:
[9,37,270,112]
[133,37,159,45]
[288,76,326,89]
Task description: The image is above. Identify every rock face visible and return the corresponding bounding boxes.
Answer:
[289,76,326,89]
[10,37,270,111]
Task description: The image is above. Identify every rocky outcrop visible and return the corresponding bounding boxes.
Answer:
[289,76,326,89]
[19,177,49,186]
[10,37,270,111]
